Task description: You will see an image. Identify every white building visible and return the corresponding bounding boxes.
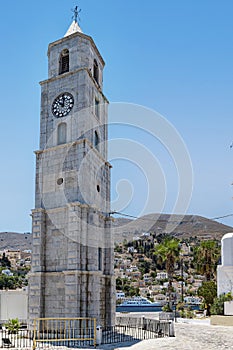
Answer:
[141,232,150,238]
[0,289,28,323]
[143,274,152,283]
[127,247,136,253]
[2,269,13,276]
[116,292,125,299]
[217,233,233,296]
[156,272,168,280]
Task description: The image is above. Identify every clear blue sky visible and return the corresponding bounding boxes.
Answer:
[0,0,233,232]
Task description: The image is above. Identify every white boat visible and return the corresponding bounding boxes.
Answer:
[119,296,163,307]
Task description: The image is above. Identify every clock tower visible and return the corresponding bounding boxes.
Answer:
[28,15,115,326]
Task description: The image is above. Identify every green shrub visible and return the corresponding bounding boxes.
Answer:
[210,293,233,315]
[178,307,194,319]
[186,309,194,319]
[162,303,173,312]
[176,302,185,311]
[4,318,21,334]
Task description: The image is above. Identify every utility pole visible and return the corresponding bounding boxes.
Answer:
[181,256,184,303]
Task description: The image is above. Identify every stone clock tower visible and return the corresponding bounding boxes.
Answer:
[28,14,115,327]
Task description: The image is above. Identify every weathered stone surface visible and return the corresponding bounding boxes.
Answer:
[28,27,115,327]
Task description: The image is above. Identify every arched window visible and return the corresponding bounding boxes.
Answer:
[59,49,69,75]
[94,130,99,151]
[57,123,67,145]
[93,59,99,84]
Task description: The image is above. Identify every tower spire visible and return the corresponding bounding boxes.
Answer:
[64,5,82,37]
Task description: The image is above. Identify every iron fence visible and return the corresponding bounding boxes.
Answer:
[0,328,33,348]
[33,317,96,349]
[102,317,172,344]
[0,317,172,348]
[101,324,163,344]
[116,316,171,337]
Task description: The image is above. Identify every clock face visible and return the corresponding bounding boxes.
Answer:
[52,92,74,117]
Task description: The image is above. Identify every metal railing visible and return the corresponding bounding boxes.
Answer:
[101,324,163,344]
[0,328,33,348]
[116,316,171,337]
[33,317,96,349]
[101,316,172,344]
[0,317,172,348]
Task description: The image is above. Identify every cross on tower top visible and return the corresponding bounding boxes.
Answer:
[72,5,81,24]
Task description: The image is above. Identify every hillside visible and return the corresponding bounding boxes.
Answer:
[112,213,233,243]
[0,214,232,250]
[0,232,32,251]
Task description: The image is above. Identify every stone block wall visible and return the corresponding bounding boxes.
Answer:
[28,26,115,328]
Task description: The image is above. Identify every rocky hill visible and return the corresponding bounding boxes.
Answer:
[0,232,32,251]
[112,213,233,243]
[0,214,232,250]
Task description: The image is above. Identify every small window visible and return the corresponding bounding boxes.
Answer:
[57,178,64,185]
[57,123,67,145]
[98,247,102,271]
[95,98,100,118]
[93,59,99,84]
[59,49,69,75]
[94,130,99,150]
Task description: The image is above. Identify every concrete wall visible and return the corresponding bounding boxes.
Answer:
[211,315,233,326]
[224,301,233,315]
[217,265,233,296]
[0,289,27,322]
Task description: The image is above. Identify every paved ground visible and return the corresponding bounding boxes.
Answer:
[99,321,233,350]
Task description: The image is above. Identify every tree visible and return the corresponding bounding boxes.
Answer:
[154,237,180,308]
[210,293,233,315]
[194,240,220,281]
[138,260,151,275]
[198,281,217,316]
[0,275,23,290]
[114,245,122,253]
[150,271,157,279]
[129,287,139,297]
[0,253,11,268]
[116,277,123,290]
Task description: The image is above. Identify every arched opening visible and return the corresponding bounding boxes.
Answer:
[95,98,100,118]
[94,130,99,151]
[95,98,100,119]
[59,49,69,75]
[57,123,67,145]
[93,59,99,84]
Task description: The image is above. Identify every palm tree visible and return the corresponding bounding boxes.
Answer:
[154,237,180,308]
[194,240,220,281]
